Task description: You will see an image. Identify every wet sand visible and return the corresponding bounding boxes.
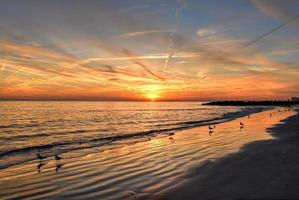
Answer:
[0,108,296,200]
[154,109,299,200]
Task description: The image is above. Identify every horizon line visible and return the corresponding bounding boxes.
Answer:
[0,98,292,102]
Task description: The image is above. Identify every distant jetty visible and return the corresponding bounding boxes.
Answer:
[203,100,299,106]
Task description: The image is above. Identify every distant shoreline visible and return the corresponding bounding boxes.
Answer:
[1,99,298,104]
[203,100,299,106]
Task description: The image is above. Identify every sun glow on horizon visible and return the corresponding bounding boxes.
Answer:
[140,84,163,101]
[145,93,160,101]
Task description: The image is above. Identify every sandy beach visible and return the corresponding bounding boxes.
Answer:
[0,108,297,200]
[154,108,299,200]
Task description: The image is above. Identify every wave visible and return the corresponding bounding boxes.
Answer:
[80,107,212,112]
[0,123,40,129]
[0,129,107,141]
[155,106,268,127]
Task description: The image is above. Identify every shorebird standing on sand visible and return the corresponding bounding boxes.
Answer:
[55,154,63,163]
[169,132,175,140]
[239,122,245,130]
[37,153,45,161]
[209,125,215,136]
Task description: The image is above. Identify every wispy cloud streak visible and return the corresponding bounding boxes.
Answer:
[244,15,299,47]
[122,48,166,81]
[164,0,187,75]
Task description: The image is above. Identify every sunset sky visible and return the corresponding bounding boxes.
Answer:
[1,0,299,101]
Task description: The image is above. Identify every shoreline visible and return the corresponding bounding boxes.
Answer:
[0,108,296,199]
[153,109,299,200]
[0,106,268,170]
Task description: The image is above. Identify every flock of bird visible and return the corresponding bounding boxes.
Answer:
[208,121,246,136]
[35,108,292,172]
[168,119,246,138]
[211,108,291,136]
[36,153,63,173]
[168,108,292,140]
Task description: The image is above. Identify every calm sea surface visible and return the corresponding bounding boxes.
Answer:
[0,101,264,169]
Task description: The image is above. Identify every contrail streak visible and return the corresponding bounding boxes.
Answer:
[1,67,25,82]
[92,41,166,81]
[122,30,173,37]
[244,15,299,48]
[164,0,187,76]
[122,48,166,81]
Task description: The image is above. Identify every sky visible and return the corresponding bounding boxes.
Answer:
[1,0,299,101]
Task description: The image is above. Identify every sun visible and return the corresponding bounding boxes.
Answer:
[139,84,163,101]
[145,93,160,101]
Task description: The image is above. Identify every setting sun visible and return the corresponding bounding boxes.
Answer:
[139,84,163,101]
[145,93,160,101]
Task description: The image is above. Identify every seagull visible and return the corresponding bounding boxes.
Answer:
[169,133,175,140]
[240,122,245,126]
[55,154,63,163]
[37,153,45,161]
[169,132,175,139]
[209,125,214,130]
[209,130,214,136]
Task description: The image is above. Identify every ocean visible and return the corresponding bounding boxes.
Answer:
[0,101,265,169]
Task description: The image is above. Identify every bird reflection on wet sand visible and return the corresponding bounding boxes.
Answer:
[55,163,64,173]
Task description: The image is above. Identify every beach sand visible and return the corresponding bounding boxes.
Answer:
[154,109,299,200]
[0,108,297,200]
